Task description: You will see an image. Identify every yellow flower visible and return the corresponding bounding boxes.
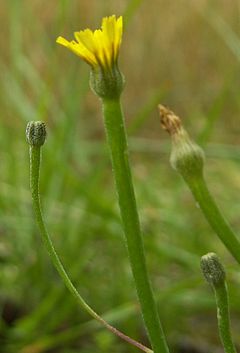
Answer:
[56,15,123,70]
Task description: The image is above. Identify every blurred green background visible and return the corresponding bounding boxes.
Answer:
[1,0,240,352]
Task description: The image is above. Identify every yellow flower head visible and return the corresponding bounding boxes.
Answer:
[56,15,123,70]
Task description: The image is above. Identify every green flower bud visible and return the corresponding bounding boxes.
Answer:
[200,252,226,287]
[90,65,125,99]
[159,105,205,182]
[26,121,47,147]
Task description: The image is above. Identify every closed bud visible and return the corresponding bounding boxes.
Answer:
[26,121,47,147]
[159,105,205,183]
[200,252,226,287]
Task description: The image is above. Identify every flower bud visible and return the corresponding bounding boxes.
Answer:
[159,105,205,182]
[200,252,226,287]
[26,121,47,147]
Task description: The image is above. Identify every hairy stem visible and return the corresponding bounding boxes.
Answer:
[29,144,152,353]
[214,283,237,353]
[187,176,240,265]
[102,98,169,353]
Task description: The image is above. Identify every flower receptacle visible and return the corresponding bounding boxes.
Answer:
[90,65,125,99]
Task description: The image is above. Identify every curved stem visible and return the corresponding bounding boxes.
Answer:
[213,282,237,353]
[102,98,169,353]
[29,144,152,353]
[186,175,240,265]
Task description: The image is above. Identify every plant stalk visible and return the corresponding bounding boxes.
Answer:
[187,175,240,265]
[214,282,237,353]
[102,98,169,353]
[29,144,153,353]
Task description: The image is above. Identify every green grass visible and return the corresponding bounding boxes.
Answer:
[1,0,240,352]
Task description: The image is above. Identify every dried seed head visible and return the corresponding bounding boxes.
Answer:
[159,105,181,135]
[158,105,205,182]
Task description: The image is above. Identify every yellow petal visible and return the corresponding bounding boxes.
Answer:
[102,15,116,44]
[56,15,123,70]
[93,29,109,67]
[56,36,71,47]
[114,16,123,60]
[74,29,96,53]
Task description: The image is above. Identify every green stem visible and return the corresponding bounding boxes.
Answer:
[102,98,169,353]
[213,282,237,353]
[186,175,240,265]
[29,144,153,353]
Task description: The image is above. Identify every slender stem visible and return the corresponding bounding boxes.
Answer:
[213,282,237,353]
[102,98,169,353]
[186,175,240,265]
[29,144,153,353]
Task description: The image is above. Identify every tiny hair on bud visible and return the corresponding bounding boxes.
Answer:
[200,252,226,287]
[26,121,47,147]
